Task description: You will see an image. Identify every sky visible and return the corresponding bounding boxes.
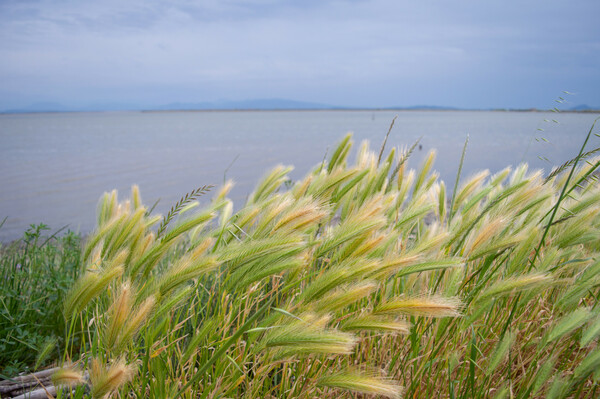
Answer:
[1,0,599,111]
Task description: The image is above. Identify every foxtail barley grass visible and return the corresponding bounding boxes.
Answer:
[52,366,85,387]
[44,125,600,397]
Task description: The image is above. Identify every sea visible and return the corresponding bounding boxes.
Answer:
[1,109,598,242]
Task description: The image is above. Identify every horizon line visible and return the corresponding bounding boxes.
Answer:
[3,106,599,115]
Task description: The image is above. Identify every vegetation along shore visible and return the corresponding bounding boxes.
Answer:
[1,121,600,398]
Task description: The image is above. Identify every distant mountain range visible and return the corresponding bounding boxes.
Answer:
[2,98,336,113]
[3,101,145,113]
[568,104,598,111]
[157,98,335,111]
[2,99,598,113]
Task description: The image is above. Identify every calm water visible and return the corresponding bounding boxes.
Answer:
[1,110,598,241]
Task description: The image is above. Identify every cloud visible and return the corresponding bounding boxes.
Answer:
[1,0,599,109]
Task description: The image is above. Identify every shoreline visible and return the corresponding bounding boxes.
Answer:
[2,108,600,116]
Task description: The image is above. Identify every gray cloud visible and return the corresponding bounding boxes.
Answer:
[1,0,599,109]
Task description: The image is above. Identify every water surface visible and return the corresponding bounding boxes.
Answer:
[1,110,598,241]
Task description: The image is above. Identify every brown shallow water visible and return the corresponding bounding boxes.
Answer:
[1,109,598,241]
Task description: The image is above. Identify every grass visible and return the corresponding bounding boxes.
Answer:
[2,123,600,398]
[0,224,82,377]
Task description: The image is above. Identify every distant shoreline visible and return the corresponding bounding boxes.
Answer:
[2,108,599,115]
[140,108,600,114]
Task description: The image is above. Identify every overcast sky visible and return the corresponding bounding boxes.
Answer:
[1,0,599,110]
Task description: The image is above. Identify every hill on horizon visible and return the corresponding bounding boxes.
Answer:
[2,98,598,113]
